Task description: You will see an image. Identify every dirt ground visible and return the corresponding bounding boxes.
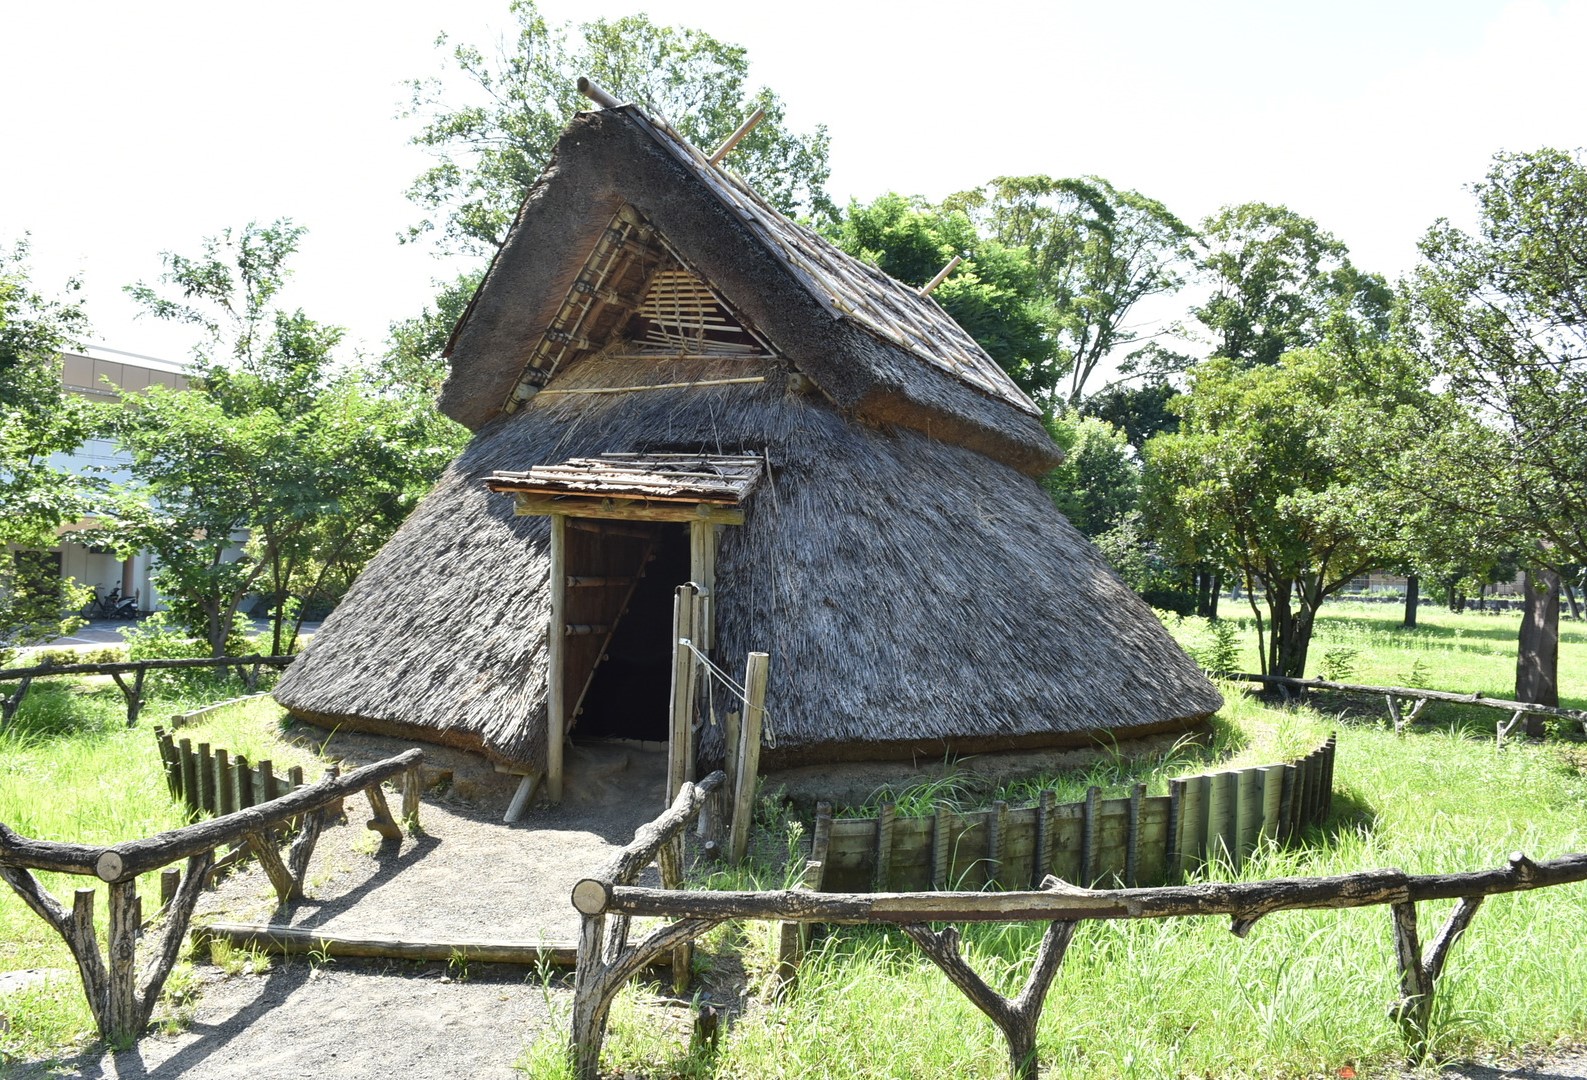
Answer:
[7,728,1587,1080]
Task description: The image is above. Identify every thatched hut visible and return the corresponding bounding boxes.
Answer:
[274,102,1221,803]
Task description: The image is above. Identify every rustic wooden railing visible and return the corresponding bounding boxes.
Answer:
[818,737,1335,893]
[1233,672,1587,743]
[0,654,296,728]
[568,779,1587,1080]
[0,748,421,1044]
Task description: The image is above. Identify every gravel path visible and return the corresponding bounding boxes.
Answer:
[6,735,667,1079]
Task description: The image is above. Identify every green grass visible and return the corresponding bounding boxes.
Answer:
[572,604,1587,1080]
[0,679,317,1062]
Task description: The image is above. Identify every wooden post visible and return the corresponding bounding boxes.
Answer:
[235,756,254,810]
[178,739,197,815]
[257,760,275,807]
[727,653,769,864]
[402,766,422,828]
[364,783,403,841]
[987,801,1008,889]
[1080,786,1100,886]
[215,749,234,816]
[1125,784,1145,887]
[1236,767,1263,867]
[1278,763,1297,842]
[198,743,215,815]
[1034,790,1056,888]
[1260,765,1285,847]
[106,879,139,1043]
[547,514,568,804]
[874,802,896,891]
[932,806,951,890]
[666,586,697,805]
[1167,778,1187,879]
[689,519,715,652]
[159,867,180,911]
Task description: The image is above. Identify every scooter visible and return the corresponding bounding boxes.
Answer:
[86,586,140,620]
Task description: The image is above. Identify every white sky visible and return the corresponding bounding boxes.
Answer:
[3,0,1584,365]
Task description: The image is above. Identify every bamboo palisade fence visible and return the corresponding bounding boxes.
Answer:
[0,748,422,1044]
[0,653,295,729]
[1231,672,1587,743]
[817,737,1336,893]
[570,774,1587,1080]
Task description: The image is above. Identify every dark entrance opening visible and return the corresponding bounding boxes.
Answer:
[573,524,690,741]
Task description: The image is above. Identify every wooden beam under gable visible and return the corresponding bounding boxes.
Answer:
[510,496,743,526]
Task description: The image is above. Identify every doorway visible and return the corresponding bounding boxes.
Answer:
[571,524,690,741]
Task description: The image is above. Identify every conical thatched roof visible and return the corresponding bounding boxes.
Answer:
[274,104,1221,770]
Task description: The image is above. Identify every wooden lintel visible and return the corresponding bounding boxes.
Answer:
[565,624,612,637]
[514,497,743,525]
[567,576,635,589]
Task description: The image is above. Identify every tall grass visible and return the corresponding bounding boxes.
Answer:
[0,681,316,1061]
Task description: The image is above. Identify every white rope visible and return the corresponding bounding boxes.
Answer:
[678,637,776,748]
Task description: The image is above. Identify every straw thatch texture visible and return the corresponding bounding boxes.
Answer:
[439,107,1060,476]
[276,354,1221,769]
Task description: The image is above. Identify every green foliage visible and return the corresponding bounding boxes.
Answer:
[404,0,832,255]
[1042,415,1138,537]
[1142,346,1423,677]
[948,175,1198,407]
[1189,617,1242,677]
[1403,147,1587,570]
[0,239,93,661]
[1318,645,1359,682]
[109,220,458,655]
[827,193,1055,396]
[1081,379,1180,451]
[1194,202,1391,368]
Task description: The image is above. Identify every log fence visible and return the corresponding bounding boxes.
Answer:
[0,654,295,729]
[567,773,1587,1080]
[1231,672,1587,742]
[0,748,422,1045]
[817,737,1335,893]
[153,726,306,820]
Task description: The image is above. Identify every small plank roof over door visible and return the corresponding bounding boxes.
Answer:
[486,453,764,516]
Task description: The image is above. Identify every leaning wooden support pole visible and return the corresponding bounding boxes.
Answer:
[903,901,1078,1080]
[728,652,769,864]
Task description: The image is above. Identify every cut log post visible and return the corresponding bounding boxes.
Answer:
[988,801,1008,889]
[1167,778,1186,880]
[235,756,254,810]
[198,743,215,815]
[1034,789,1056,888]
[1125,784,1145,886]
[873,802,896,891]
[215,749,234,816]
[257,760,275,807]
[402,765,422,829]
[1390,894,1485,1057]
[179,740,198,817]
[1387,694,1405,736]
[364,782,402,841]
[933,805,951,890]
[159,867,180,912]
[727,653,768,864]
[1080,786,1101,885]
[105,879,139,1043]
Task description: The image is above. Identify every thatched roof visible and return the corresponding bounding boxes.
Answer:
[275,353,1222,769]
[276,102,1221,771]
[439,106,1060,477]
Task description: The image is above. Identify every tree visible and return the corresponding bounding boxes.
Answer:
[113,221,459,656]
[1195,203,1391,368]
[1082,380,1180,451]
[0,239,92,658]
[405,1,833,256]
[1141,348,1415,678]
[1403,147,1587,708]
[1042,416,1138,538]
[948,176,1198,408]
[827,194,1056,399]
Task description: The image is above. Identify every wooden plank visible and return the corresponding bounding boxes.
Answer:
[1167,778,1186,879]
[215,749,234,817]
[1182,775,1209,868]
[514,496,744,526]
[987,801,1008,889]
[179,739,198,816]
[257,760,275,808]
[1260,765,1285,846]
[727,653,769,863]
[195,922,582,967]
[548,514,567,803]
[235,756,254,810]
[1278,763,1297,843]
[1208,772,1237,866]
[932,806,950,890]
